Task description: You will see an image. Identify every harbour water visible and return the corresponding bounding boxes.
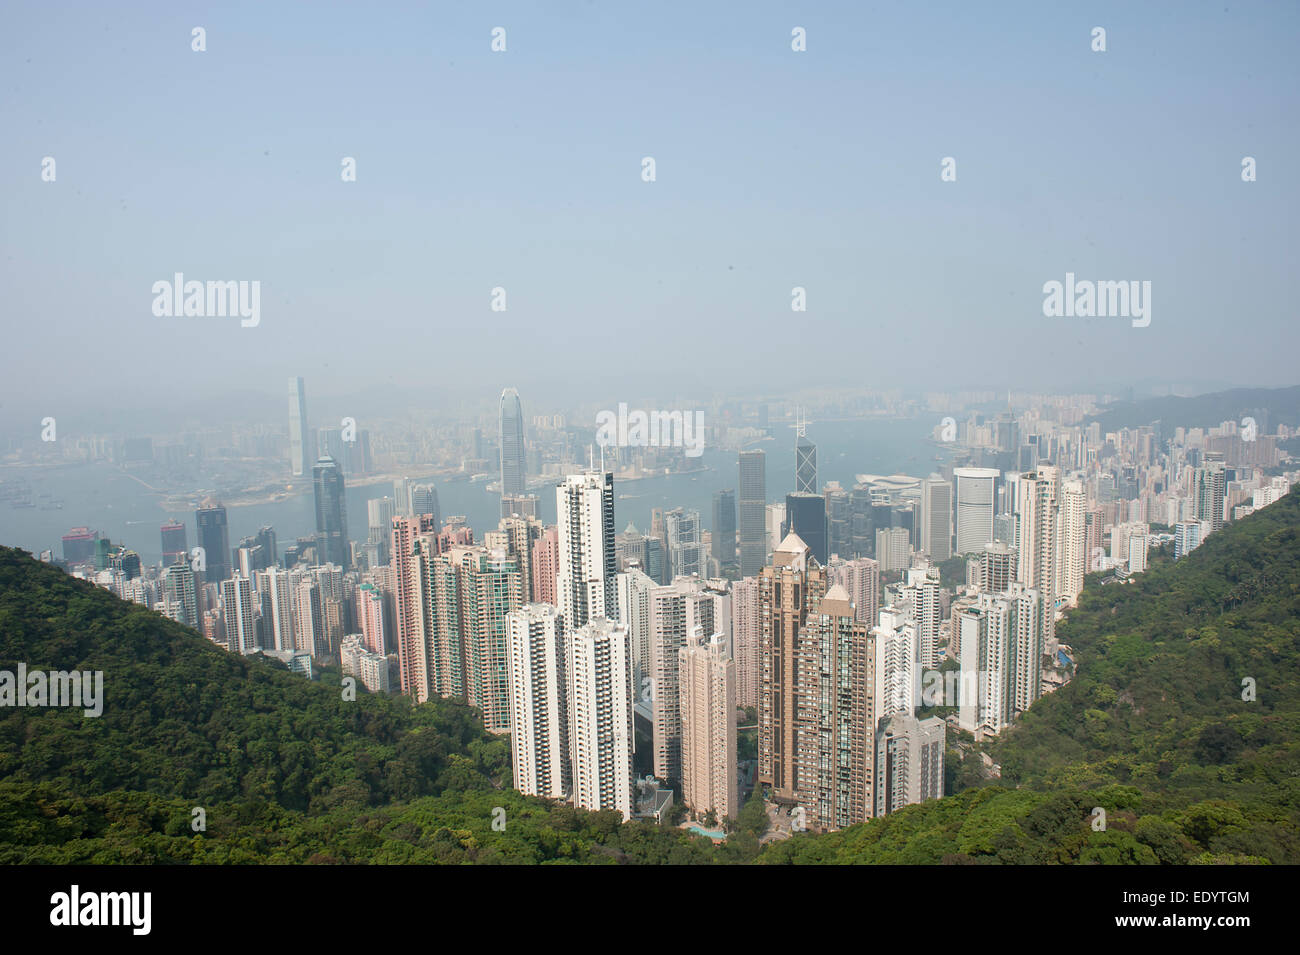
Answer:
[0,417,949,567]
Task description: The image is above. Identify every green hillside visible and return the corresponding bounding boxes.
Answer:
[1086,384,1300,435]
[2,489,1298,864]
[764,489,1300,864]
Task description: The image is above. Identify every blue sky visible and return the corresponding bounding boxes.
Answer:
[2,1,1297,425]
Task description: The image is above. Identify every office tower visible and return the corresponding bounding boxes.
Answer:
[711,489,737,572]
[412,482,441,526]
[784,492,828,565]
[979,541,1016,593]
[738,449,767,577]
[848,486,875,558]
[920,478,953,561]
[1013,468,1058,650]
[954,467,1000,554]
[289,377,309,477]
[393,477,413,516]
[1195,460,1227,534]
[993,511,1017,546]
[615,522,650,573]
[195,503,232,584]
[61,527,99,566]
[317,427,345,471]
[616,568,657,695]
[358,581,386,654]
[1174,520,1203,559]
[874,714,944,816]
[828,556,879,627]
[679,628,738,822]
[758,533,828,806]
[1058,479,1088,606]
[731,576,760,710]
[532,525,559,606]
[766,503,786,554]
[645,536,666,585]
[500,493,537,521]
[312,455,350,569]
[824,483,850,559]
[664,507,703,579]
[366,496,396,567]
[795,433,818,496]
[872,606,917,720]
[499,387,527,499]
[904,563,942,669]
[220,576,257,654]
[490,514,544,603]
[160,520,187,567]
[649,580,719,785]
[556,472,617,631]
[507,604,570,800]
[567,617,634,821]
[262,566,297,652]
[874,527,911,573]
[162,561,198,628]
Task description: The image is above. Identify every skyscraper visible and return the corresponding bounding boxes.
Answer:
[758,532,827,807]
[920,478,953,561]
[507,603,570,801]
[664,507,703,579]
[1058,479,1088,606]
[679,628,738,822]
[289,377,309,477]
[162,561,198,628]
[795,433,817,495]
[648,579,720,786]
[954,467,1000,554]
[1195,459,1227,534]
[738,450,767,577]
[220,576,257,654]
[567,617,634,821]
[874,714,945,817]
[195,503,231,585]
[312,456,350,569]
[731,576,760,710]
[412,483,441,527]
[499,387,527,499]
[1013,467,1059,649]
[160,520,187,567]
[556,472,617,631]
[784,492,828,565]
[711,489,737,573]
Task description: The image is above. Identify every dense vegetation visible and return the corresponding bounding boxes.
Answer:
[1086,384,1300,435]
[1,488,1297,863]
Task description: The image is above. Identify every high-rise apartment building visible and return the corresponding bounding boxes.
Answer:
[162,560,198,628]
[664,507,703,580]
[507,603,570,801]
[1058,479,1088,606]
[874,714,944,816]
[679,628,738,822]
[828,556,879,627]
[556,472,617,631]
[731,576,760,710]
[649,579,720,785]
[1013,467,1058,650]
[567,617,634,821]
[219,576,257,655]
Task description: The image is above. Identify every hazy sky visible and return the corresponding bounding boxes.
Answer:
[3,1,1298,430]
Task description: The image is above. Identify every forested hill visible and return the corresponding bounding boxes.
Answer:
[763,489,1300,864]
[1086,384,1300,434]
[0,547,751,863]
[2,480,1298,864]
